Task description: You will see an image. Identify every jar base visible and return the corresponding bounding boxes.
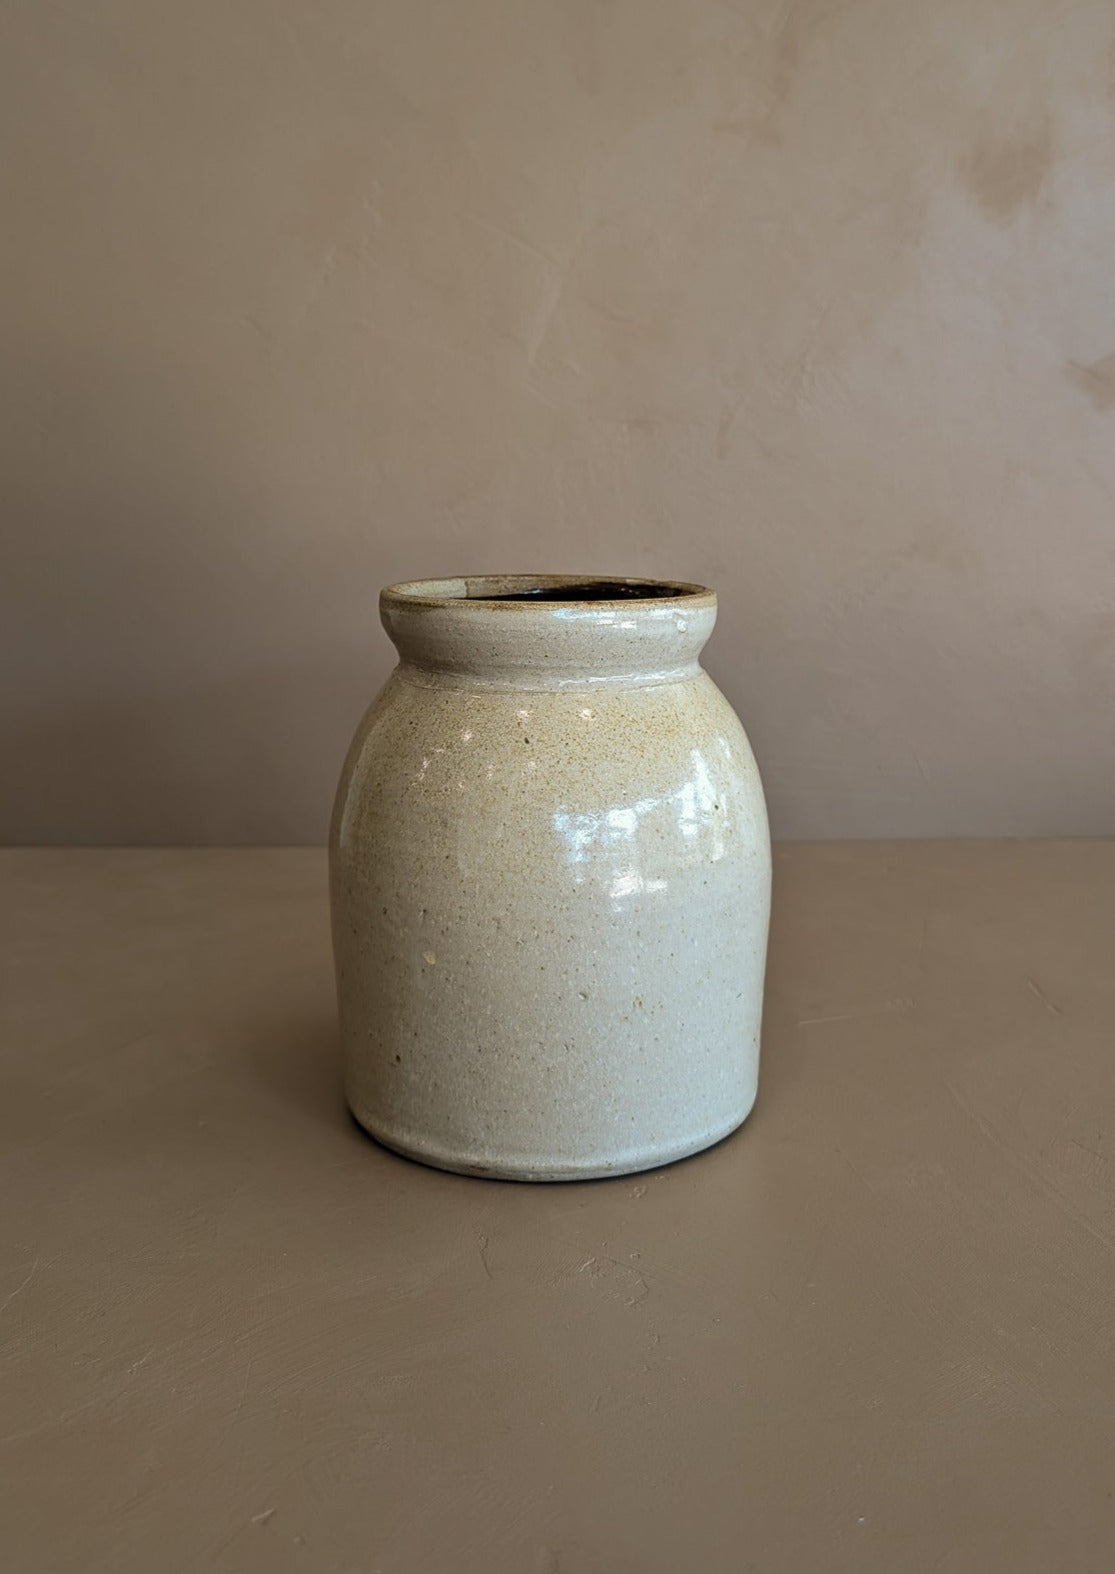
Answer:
[346,1092,758,1182]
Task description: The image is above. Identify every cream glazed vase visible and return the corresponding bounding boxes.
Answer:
[330,576,771,1181]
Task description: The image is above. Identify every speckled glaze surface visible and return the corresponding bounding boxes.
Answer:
[329,576,771,1180]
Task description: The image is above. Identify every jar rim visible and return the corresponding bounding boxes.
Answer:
[382,575,713,608]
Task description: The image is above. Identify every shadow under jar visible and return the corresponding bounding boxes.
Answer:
[329,575,771,1180]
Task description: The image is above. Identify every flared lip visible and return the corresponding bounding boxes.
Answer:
[380,575,717,687]
[382,574,714,610]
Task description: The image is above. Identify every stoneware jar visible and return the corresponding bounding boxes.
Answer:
[330,575,771,1180]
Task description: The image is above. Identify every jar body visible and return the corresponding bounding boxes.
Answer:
[330,579,771,1180]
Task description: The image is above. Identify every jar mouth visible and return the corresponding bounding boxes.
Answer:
[384,575,711,607]
[380,575,717,689]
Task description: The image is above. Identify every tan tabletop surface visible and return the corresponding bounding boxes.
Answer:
[2,843,1114,1572]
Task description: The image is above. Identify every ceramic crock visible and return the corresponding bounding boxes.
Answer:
[329,575,771,1180]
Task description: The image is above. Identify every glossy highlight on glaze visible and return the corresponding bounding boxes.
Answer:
[329,575,772,1180]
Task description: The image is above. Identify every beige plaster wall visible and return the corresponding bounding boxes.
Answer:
[2,0,1113,842]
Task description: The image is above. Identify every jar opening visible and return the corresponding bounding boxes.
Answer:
[481,581,684,602]
[385,575,710,606]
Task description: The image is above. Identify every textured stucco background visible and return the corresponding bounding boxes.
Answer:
[2,0,1113,843]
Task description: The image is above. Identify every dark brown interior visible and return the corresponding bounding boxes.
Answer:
[477,581,685,602]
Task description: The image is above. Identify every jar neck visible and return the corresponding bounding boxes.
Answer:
[380,577,717,692]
